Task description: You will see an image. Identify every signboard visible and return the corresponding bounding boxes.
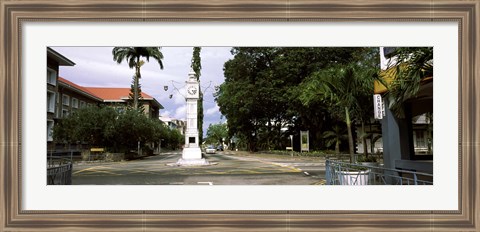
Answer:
[90,148,104,152]
[373,94,385,120]
[300,130,309,152]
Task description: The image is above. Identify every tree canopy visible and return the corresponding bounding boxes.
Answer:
[205,123,228,145]
[216,47,379,153]
[53,106,182,152]
[112,47,164,110]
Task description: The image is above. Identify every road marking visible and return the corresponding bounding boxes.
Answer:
[222,154,302,172]
[205,171,227,175]
[197,182,213,185]
[73,166,123,176]
[77,169,122,176]
[72,166,102,175]
[169,182,184,185]
[128,169,158,174]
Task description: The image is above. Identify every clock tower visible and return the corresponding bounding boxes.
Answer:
[177,70,208,165]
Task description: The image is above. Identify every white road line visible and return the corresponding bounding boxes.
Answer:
[197,182,213,185]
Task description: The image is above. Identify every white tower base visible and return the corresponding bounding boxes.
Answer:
[176,147,209,166]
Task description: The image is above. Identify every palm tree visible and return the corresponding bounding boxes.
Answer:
[384,47,433,118]
[112,47,164,110]
[300,64,375,163]
[322,124,348,155]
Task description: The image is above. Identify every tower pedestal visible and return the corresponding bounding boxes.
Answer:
[176,147,209,166]
[181,147,202,159]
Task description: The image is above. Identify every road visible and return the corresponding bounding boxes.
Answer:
[71,151,326,185]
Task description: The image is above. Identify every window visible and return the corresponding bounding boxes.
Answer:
[383,47,397,58]
[47,91,55,113]
[79,101,86,108]
[62,94,70,106]
[62,108,69,118]
[55,93,60,117]
[47,120,54,142]
[72,98,78,108]
[47,68,57,86]
[415,131,426,148]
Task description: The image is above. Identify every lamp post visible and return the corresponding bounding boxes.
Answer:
[289,135,293,157]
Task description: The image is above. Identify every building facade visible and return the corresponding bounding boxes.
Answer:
[374,47,433,175]
[47,48,75,150]
[159,116,186,135]
[47,48,163,153]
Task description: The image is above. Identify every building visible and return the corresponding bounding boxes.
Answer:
[374,47,433,175]
[56,77,163,120]
[47,48,164,153]
[159,115,186,135]
[355,114,433,155]
[84,87,162,119]
[57,77,103,118]
[47,48,75,150]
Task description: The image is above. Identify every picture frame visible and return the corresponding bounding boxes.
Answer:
[1,0,479,231]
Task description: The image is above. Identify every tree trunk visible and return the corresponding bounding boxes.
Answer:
[345,107,355,163]
[134,59,140,111]
[335,139,340,154]
[361,121,368,157]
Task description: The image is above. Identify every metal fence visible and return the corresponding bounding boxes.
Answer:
[47,156,72,185]
[325,160,433,185]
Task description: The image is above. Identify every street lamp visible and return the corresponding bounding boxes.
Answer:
[289,135,293,157]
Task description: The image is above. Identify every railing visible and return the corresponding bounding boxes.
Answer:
[325,160,433,185]
[47,156,72,185]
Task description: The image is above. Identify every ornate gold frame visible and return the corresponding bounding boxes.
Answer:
[1,0,479,231]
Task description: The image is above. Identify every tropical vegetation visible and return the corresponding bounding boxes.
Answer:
[53,106,183,153]
[216,47,380,156]
[112,47,164,111]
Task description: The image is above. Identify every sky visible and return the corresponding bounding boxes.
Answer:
[52,47,234,136]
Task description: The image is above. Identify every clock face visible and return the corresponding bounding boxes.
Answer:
[187,85,198,95]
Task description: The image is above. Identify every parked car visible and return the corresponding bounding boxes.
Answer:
[205,145,216,154]
[217,145,224,151]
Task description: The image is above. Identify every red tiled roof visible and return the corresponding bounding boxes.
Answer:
[85,87,154,101]
[58,77,101,100]
[58,77,154,101]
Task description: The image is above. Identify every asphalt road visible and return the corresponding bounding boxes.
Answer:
[71,151,326,185]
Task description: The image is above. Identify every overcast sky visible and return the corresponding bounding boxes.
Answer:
[52,47,234,135]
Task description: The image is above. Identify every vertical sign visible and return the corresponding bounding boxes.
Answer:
[373,94,385,120]
[300,130,309,152]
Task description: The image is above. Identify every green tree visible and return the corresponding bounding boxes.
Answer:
[299,63,376,162]
[112,47,164,111]
[129,76,145,112]
[113,109,156,152]
[322,124,348,155]
[53,106,185,153]
[206,123,228,145]
[191,47,204,143]
[217,47,363,152]
[384,47,433,117]
[53,106,117,147]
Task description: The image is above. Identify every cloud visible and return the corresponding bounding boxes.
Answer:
[205,105,220,116]
[52,46,233,136]
[173,105,187,120]
[161,110,171,117]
